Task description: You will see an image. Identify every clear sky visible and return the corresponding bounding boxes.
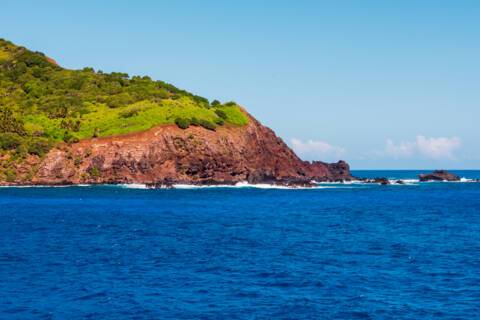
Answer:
[2,0,479,169]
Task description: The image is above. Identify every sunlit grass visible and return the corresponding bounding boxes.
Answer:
[24,97,249,141]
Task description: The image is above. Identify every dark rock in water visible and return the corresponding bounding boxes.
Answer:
[375,177,390,185]
[358,177,390,185]
[396,180,405,185]
[419,170,460,182]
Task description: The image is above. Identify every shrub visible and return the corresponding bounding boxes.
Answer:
[215,109,227,120]
[211,100,221,106]
[63,132,79,144]
[190,117,200,126]
[192,95,209,106]
[93,128,100,138]
[0,133,23,150]
[106,93,134,108]
[88,167,100,178]
[5,169,16,182]
[119,108,140,118]
[60,119,81,132]
[215,118,224,126]
[0,108,26,135]
[175,118,190,129]
[27,138,51,156]
[16,50,51,68]
[224,101,236,107]
[198,119,216,131]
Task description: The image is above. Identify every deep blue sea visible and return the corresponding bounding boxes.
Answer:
[1,170,480,319]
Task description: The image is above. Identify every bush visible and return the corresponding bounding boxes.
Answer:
[119,108,140,118]
[198,119,216,131]
[0,108,26,135]
[215,118,224,126]
[189,117,200,126]
[5,169,16,183]
[88,167,100,178]
[175,118,190,129]
[63,132,79,144]
[211,100,221,106]
[0,133,23,150]
[224,101,236,107]
[106,93,134,108]
[27,138,51,156]
[215,109,227,120]
[192,95,209,106]
[16,50,51,68]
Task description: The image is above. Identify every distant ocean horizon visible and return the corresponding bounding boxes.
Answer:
[351,169,480,179]
[1,170,479,319]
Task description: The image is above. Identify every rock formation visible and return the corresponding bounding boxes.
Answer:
[3,111,352,186]
[419,170,460,182]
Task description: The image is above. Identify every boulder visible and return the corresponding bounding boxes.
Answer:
[419,170,460,182]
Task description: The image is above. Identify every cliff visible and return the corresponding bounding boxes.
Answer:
[3,111,351,186]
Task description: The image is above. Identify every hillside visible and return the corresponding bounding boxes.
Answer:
[0,39,350,186]
[0,39,247,152]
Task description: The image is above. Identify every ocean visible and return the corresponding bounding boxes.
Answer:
[1,170,479,319]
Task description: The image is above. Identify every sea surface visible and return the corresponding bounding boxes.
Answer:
[1,170,480,319]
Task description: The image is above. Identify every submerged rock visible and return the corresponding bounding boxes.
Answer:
[419,170,460,182]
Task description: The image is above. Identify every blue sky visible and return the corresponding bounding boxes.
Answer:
[2,0,479,169]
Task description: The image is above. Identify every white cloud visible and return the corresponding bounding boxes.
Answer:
[416,135,461,160]
[290,138,346,161]
[385,135,461,160]
[386,139,415,158]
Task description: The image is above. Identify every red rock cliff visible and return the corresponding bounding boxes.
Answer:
[8,112,351,186]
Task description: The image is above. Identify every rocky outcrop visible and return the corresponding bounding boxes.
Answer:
[419,170,460,182]
[3,111,352,186]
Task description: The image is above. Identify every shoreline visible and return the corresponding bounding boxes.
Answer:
[1,177,478,189]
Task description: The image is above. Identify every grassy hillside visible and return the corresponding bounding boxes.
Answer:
[0,38,248,158]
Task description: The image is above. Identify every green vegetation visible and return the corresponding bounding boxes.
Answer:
[0,38,249,159]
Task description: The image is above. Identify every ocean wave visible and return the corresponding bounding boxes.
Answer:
[316,179,420,186]
[388,179,419,185]
[173,182,329,190]
[118,182,333,190]
[116,183,149,189]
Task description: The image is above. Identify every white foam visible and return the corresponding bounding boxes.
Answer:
[117,183,149,189]
[316,179,420,186]
[388,179,419,185]
[314,180,365,185]
[172,182,324,190]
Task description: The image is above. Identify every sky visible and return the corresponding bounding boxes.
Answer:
[1,0,479,169]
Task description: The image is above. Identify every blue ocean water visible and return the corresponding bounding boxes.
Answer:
[1,171,480,319]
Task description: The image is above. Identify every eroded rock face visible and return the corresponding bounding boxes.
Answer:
[419,170,460,182]
[5,112,353,186]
